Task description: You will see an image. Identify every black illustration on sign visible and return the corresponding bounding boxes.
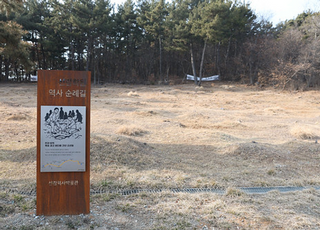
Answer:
[44,107,83,140]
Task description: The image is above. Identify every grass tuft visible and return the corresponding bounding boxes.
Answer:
[225,187,245,197]
[289,125,319,140]
[116,125,146,136]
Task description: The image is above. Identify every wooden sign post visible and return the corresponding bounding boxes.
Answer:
[37,70,91,215]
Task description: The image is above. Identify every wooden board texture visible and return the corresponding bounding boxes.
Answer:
[36,70,91,215]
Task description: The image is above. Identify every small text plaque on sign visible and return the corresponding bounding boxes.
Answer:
[40,106,86,172]
[37,70,91,216]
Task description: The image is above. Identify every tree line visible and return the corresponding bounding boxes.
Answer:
[1,0,320,89]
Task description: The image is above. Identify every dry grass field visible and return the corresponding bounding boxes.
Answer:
[1,82,320,229]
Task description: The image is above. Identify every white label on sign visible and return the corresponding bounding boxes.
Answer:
[40,106,86,172]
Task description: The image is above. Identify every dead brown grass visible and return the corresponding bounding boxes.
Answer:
[116,125,147,136]
[6,113,30,121]
[1,82,320,229]
[290,124,320,140]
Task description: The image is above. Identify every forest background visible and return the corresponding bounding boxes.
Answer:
[1,0,320,89]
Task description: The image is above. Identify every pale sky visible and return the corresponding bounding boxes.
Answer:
[110,0,320,26]
[248,0,320,25]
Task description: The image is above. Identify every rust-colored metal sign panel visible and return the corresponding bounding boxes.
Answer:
[37,70,91,215]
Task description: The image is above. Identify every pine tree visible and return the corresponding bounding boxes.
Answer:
[167,0,204,85]
[0,0,32,81]
[114,0,143,82]
[140,0,168,82]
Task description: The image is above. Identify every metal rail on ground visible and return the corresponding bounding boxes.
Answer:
[1,186,319,197]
